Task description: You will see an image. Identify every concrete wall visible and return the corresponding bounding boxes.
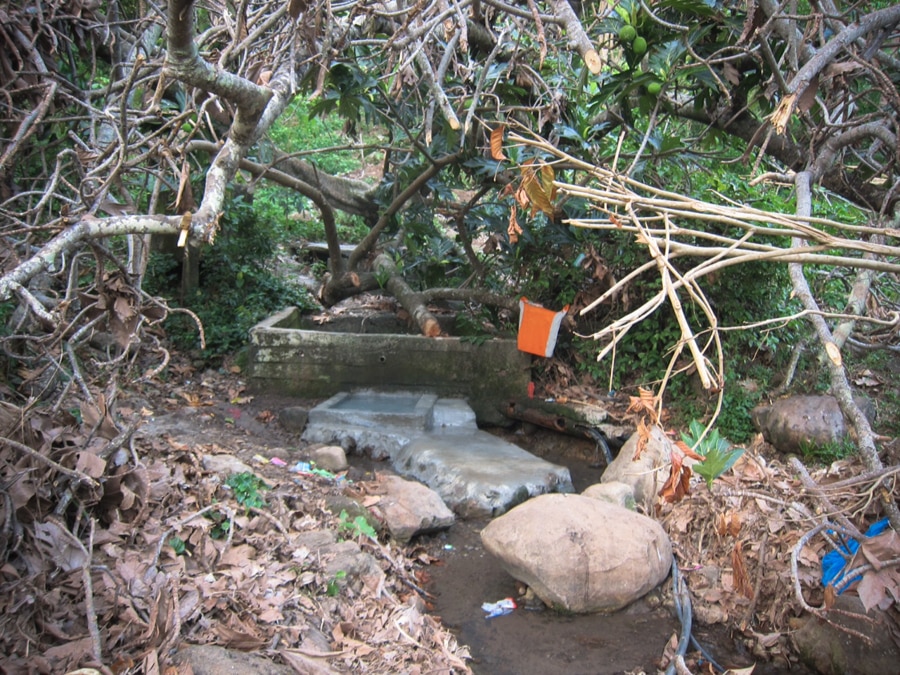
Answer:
[247,307,531,426]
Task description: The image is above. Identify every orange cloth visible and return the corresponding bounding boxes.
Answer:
[517,297,568,358]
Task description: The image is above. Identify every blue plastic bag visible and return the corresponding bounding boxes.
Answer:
[821,518,891,592]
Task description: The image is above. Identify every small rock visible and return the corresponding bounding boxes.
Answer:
[751,394,874,453]
[295,529,338,550]
[311,445,348,472]
[294,529,385,596]
[367,474,455,543]
[323,495,380,534]
[481,493,672,613]
[201,454,255,476]
[600,425,671,508]
[280,406,309,432]
[582,481,635,510]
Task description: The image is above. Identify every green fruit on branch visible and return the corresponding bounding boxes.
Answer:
[632,36,647,55]
[618,25,637,43]
[647,81,662,95]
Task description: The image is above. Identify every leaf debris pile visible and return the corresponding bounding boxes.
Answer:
[0,368,471,674]
[659,438,900,668]
[531,370,898,669]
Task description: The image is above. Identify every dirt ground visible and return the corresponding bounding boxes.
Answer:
[1,359,897,674]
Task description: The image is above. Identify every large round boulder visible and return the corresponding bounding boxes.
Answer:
[751,394,874,453]
[480,493,672,613]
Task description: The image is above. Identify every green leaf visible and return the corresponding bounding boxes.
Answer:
[681,420,745,489]
[338,509,377,539]
[169,536,186,555]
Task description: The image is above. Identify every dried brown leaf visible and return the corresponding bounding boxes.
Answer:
[520,165,554,218]
[796,74,819,113]
[490,125,506,161]
[280,649,340,674]
[626,387,660,425]
[659,451,691,504]
[75,450,106,478]
[507,205,522,243]
[732,541,754,599]
[632,417,651,460]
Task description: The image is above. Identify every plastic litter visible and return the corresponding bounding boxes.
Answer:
[821,517,890,592]
[291,461,313,473]
[270,457,287,467]
[481,597,517,618]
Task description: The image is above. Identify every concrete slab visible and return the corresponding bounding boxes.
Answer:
[309,391,437,430]
[393,430,574,518]
[302,392,573,517]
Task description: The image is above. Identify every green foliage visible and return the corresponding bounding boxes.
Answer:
[144,191,316,360]
[798,437,856,465]
[205,510,231,539]
[337,509,377,539]
[225,472,269,509]
[681,419,745,489]
[169,536,187,555]
[403,233,468,289]
[267,99,360,175]
[0,301,14,336]
[326,570,348,596]
[253,99,368,244]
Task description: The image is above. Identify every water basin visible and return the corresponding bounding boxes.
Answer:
[310,391,438,430]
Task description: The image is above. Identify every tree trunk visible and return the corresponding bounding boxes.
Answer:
[372,254,441,337]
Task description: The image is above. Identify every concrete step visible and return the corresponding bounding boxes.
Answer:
[302,391,573,517]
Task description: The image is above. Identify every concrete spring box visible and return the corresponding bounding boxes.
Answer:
[247,307,531,425]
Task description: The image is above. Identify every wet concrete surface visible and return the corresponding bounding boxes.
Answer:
[304,394,575,516]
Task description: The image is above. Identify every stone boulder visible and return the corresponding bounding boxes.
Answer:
[582,481,635,510]
[311,445,349,472]
[201,454,255,476]
[600,425,671,508]
[279,406,309,433]
[294,530,384,595]
[751,395,874,453]
[366,474,455,543]
[481,493,672,613]
[174,644,300,675]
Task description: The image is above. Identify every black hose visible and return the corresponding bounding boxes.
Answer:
[666,557,692,675]
[665,555,725,674]
[579,426,614,466]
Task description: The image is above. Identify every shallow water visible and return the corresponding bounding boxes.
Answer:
[427,516,676,674]
[422,429,799,675]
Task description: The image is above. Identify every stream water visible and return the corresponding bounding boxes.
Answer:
[420,429,790,675]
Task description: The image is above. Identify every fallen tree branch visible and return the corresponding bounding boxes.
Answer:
[788,456,863,540]
[373,253,441,337]
[2,436,99,489]
[0,216,180,303]
[790,171,900,531]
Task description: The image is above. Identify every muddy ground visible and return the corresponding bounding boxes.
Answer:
[2,361,892,674]
[134,369,813,675]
